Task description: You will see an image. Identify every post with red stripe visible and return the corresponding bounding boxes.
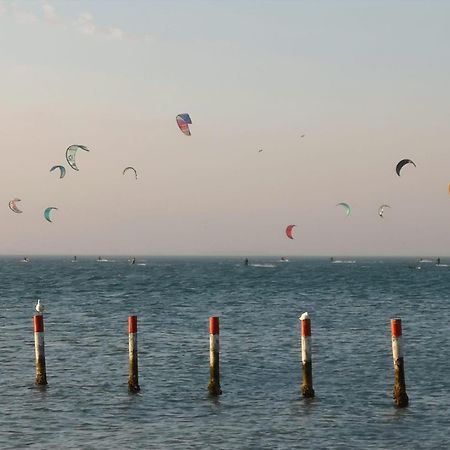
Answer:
[128,316,140,393]
[391,318,408,407]
[208,316,222,396]
[33,315,47,386]
[300,312,314,398]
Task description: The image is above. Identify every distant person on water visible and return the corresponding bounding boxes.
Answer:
[244,258,249,266]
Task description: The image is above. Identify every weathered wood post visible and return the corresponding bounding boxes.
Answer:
[33,315,47,386]
[128,315,140,392]
[391,318,408,407]
[207,316,222,396]
[300,312,314,398]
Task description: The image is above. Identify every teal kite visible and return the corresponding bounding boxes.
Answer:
[336,202,351,217]
[44,207,58,223]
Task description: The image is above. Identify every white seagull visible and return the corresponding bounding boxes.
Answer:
[35,299,44,314]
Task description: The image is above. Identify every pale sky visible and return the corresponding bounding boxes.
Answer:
[1,0,449,256]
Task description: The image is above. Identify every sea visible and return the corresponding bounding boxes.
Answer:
[0,256,449,449]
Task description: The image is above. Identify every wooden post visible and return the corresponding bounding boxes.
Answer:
[128,316,140,392]
[33,315,47,386]
[207,316,222,395]
[391,318,408,407]
[300,312,314,398]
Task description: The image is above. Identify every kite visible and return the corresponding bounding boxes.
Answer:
[176,114,192,136]
[9,198,22,213]
[336,202,351,217]
[44,207,58,223]
[123,166,138,179]
[50,165,66,179]
[66,145,89,171]
[378,204,391,218]
[285,224,296,240]
[396,159,416,176]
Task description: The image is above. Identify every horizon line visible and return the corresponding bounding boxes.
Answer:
[0,254,445,258]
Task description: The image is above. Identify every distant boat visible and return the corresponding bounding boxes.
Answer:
[20,257,30,263]
[280,257,289,262]
[97,256,108,262]
[72,256,77,263]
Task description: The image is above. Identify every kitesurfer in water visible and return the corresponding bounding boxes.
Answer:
[130,257,136,265]
[244,258,249,266]
[437,257,441,265]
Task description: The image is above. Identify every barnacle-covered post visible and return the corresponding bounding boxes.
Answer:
[33,315,48,386]
[208,316,222,396]
[391,318,408,407]
[300,312,314,398]
[128,315,140,392]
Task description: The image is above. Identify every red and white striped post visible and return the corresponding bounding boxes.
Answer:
[300,312,314,398]
[128,315,140,392]
[391,318,408,407]
[33,315,47,386]
[207,316,222,396]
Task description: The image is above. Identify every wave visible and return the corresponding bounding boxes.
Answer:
[331,260,356,264]
[250,263,276,268]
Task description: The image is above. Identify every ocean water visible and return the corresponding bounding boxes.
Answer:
[0,256,449,449]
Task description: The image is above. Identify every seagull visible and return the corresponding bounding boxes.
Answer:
[300,134,305,138]
[258,149,263,153]
[35,299,44,314]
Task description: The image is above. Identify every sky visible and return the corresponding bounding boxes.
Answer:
[0,0,449,256]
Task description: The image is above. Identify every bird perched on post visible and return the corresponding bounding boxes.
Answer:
[35,299,44,314]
